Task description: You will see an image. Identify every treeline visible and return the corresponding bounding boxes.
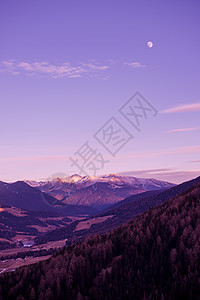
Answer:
[0,241,15,251]
[0,183,200,299]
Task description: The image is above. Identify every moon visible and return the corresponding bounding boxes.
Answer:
[147,41,153,48]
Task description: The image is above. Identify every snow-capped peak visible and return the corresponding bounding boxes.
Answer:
[25,173,175,192]
[61,174,83,183]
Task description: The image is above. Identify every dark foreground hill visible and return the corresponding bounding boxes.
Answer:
[103,175,200,214]
[0,181,200,299]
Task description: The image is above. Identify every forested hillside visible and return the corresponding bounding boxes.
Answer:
[0,182,200,300]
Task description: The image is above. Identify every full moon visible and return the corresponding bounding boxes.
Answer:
[147,41,153,48]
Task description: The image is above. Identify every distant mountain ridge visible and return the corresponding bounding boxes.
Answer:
[26,174,175,209]
[26,173,174,189]
[35,175,200,245]
[0,181,98,217]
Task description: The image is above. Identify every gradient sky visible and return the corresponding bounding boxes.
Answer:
[0,0,200,183]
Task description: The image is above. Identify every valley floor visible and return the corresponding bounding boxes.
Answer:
[0,255,51,274]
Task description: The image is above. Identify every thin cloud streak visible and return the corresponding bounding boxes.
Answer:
[161,103,200,113]
[119,168,175,176]
[166,127,200,133]
[119,169,200,184]
[124,62,146,68]
[115,146,200,160]
[0,155,66,162]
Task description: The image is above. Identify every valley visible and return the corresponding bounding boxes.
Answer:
[1,177,200,299]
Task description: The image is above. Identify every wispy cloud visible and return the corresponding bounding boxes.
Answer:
[124,62,146,68]
[161,103,200,113]
[166,127,200,133]
[119,169,200,184]
[115,146,200,160]
[0,60,109,79]
[0,59,147,78]
[0,155,66,162]
[188,160,200,163]
[119,168,175,176]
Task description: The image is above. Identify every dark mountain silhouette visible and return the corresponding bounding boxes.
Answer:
[100,175,200,219]
[0,181,54,211]
[1,180,200,299]
[101,189,165,211]
[0,181,98,217]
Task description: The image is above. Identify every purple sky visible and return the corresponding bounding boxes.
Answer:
[0,0,200,183]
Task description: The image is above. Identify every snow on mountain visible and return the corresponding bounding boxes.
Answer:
[26,174,174,190]
[60,174,83,183]
[25,174,175,209]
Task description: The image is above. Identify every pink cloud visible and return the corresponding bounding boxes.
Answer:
[161,103,200,113]
[81,63,109,70]
[119,169,200,184]
[0,60,109,79]
[0,155,66,162]
[115,146,200,160]
[166,127,200,133]
[124,62,146,68]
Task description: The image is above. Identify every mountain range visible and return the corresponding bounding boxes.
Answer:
[35,175,200,245]
[26,174,175,209]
